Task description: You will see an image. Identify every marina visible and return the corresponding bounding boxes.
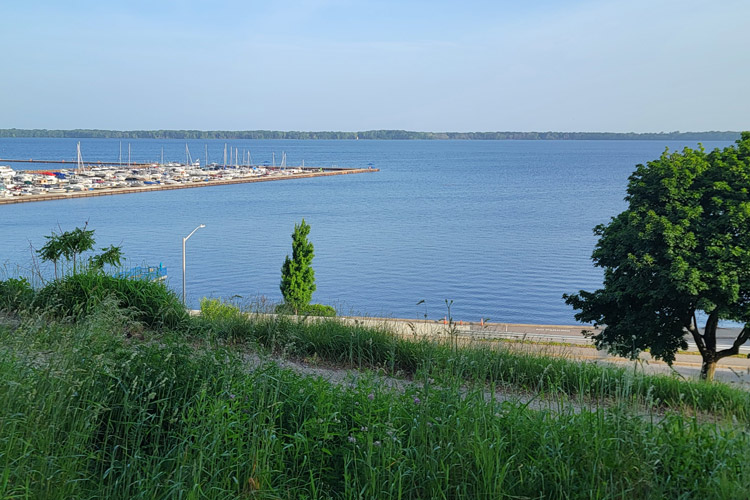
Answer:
[0,143,378,205]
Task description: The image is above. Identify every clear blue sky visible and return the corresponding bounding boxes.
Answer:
[2,0,748,132]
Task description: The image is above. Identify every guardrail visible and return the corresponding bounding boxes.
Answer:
[116,264,167,281]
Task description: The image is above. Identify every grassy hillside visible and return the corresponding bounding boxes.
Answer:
[1,283,749,498]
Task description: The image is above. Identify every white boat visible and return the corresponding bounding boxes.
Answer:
[0,165,15,183]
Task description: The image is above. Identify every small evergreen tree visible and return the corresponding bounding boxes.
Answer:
[280,219,316,312]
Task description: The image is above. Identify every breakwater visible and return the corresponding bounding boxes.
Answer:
[0,167,378,205]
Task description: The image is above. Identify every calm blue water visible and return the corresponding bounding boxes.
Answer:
[0,138,734,324]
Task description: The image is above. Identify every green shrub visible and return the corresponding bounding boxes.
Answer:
[200,297,244,321]
[275,303,336,317]
[0,277,35,313]
[35,271,188,329]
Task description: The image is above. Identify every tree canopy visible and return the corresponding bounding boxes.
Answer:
[564,132,750,380]
[37,224,122,278]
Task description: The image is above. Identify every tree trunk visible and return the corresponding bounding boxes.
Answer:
[689,312,750,383]
[700,358,716,382]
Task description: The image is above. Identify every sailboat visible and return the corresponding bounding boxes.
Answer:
[185,144,200,168]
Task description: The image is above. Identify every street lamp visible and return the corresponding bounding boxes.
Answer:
[182,224,206,306]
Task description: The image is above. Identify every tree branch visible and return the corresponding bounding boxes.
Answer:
[717,326,750,360]
[685,310,706,357]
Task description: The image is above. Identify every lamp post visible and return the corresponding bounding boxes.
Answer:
[182,224,206,306]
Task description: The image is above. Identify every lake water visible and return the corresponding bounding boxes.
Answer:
[0,138,734,324]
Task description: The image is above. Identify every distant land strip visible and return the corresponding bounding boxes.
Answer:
[0,129,742,141]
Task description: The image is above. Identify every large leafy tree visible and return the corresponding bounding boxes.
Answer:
[280,219,316,312]
[564,133,750,381]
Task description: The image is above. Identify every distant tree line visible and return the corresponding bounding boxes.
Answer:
[0,128,741,141]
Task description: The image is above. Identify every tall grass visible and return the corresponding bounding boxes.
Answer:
[32,270,188,329]
[1,304,749,498]
[194,309,750,421]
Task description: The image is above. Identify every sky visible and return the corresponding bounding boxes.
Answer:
[1,0,748,132]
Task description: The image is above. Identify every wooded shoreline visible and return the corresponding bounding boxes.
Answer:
[0,129,741,141]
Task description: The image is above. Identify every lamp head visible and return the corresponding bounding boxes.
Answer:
[199,224,206,228]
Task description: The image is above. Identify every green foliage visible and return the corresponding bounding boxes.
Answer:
[194,315,750,420]
[274,302,336,317]
[0,277,35,313]
[59,226,95,273]
[199,297,243,321]
[2,313,750,498]
[280,219,316,310]
[195,298,258,340]
[38,234,65,279]
[88,244,123,271]
[35,271,187,329]
[37,224,121,277]
[0,306,234,499]
[565,132,750,379]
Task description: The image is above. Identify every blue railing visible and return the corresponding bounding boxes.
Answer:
[116,264,167,281]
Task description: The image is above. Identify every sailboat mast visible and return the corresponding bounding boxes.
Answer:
[76,142,83,173]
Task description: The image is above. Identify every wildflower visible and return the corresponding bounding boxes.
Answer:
[368,393,375,401]
[374,440,381,448]
[348,435,357,444]
[360,426,368,432]
[413,397,421,405]
[229,393,236,400]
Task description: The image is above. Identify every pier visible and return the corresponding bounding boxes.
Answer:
[0,167,378,205]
